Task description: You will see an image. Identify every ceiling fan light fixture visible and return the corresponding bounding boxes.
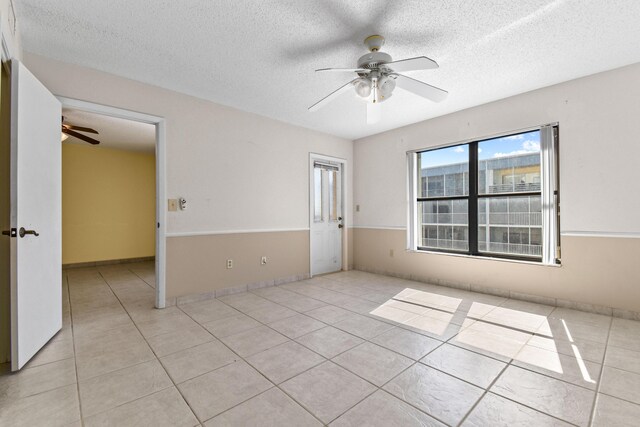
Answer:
[308,34,448,118]
[353,78,372,98]
[378,75,396,100]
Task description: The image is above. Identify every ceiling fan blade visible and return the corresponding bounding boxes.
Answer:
[62,129,100,145]
[63,124,99,134]
[316,68,371,73]
[308,79,358,112]
[366,101,381,125]
[386,56,439,72]
[394,74,448,103]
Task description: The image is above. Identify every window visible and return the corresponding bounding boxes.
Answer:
[409,125,559,264]
[417,144,469,251]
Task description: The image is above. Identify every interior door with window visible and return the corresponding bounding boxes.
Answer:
[7,60,62,371]
[310,160,343,275]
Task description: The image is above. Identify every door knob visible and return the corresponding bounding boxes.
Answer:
[19,227,39,238]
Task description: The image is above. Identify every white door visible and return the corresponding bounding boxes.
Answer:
[310,159,343,275]
[8,60,62,371]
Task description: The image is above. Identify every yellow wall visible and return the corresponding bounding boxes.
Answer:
[62,144,155,264]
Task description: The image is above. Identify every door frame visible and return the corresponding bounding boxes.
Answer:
[0,17,14,363]
[309,153,348,277]
[57,97,168,308]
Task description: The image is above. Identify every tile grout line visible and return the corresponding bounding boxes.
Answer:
[587,315,614,426]
[126,264,155,289]
[95,270,201,426]
[441,323,606,394]
[175,303,328,426]
[65,270,86,427]
[455,355,513,427]
[451,351,584,426]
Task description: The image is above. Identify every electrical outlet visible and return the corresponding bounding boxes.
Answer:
[356,204,360,212]
[168,199,178,212]
[226,259,233,269]
[261,256,267,265]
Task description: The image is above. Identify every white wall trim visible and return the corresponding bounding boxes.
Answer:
[56,96,168,309]
[352,225,407,230]
[561,231,640,239]
[166,228,310,238]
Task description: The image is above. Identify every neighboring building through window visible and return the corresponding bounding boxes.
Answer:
[410,126,559,264]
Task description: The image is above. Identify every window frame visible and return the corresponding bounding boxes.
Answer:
[408,124,560,265]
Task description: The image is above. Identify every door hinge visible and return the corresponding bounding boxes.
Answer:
[1,228,17,237]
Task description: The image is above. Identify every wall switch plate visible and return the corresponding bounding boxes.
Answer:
[261,256,267,265]
[356,204,360,212]
[168,199,178,211]
[226,259,233,269]
[390,249,394,257]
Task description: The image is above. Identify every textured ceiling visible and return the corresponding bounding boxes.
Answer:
[62,109,155,152]
[16,0,640,140]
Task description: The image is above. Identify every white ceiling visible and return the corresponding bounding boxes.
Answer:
[16,0,640,140]
[62,109,155,152]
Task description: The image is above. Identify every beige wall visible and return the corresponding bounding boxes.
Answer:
[353,63,640,313]
[22,53,353,298]
[166,231,308,299]
[62,144,155,264]
[354,229,640,313]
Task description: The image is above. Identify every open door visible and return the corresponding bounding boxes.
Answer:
[7,60,62,371]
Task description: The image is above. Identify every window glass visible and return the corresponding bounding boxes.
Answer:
[313,168,323,222]
[418,200,468,251]
[328,170,338,221]
[478,130,541,195]
[419,145,468,198]
[478,195,542,257]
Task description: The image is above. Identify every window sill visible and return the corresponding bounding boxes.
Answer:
[406,248,562,267]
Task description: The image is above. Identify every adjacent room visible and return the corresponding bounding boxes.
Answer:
[1,1,639,426]
[61,109,156,276]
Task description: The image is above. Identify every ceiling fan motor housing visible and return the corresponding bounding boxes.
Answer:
[357,51,392,70]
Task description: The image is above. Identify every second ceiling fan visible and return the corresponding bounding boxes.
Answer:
[309,35,448,124]
[61,116,100,145]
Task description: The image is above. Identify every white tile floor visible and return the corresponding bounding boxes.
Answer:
[2,262,640,426]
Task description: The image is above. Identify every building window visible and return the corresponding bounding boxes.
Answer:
[409,125,560,264]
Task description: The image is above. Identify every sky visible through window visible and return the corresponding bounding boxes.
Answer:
[420,130,541,168]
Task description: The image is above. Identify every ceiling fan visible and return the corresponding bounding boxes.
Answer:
[61,116,100,145]
[308,35,448,124]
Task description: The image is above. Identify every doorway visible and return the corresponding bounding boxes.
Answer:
[58,97,167,308]
[309,154,345,276]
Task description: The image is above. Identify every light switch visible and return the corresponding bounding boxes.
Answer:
[168,199,178,212]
